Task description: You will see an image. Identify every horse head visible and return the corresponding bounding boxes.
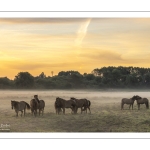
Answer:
[135,95,142,100]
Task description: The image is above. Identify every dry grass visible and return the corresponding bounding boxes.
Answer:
[1,90,150,132]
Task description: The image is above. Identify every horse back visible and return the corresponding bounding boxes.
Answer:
[76,99,88,108]
[39,100,45,109]
[18,101,26,110]
[122,98,133,104]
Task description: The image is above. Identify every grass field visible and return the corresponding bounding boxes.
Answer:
[1,89,150,132]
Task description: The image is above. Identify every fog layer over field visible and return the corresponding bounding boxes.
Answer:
[1,89,150,113]
[1,90,150,132]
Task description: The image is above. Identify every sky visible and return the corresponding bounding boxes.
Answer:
[0,18,150,79]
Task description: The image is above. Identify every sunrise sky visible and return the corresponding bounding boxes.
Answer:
[0,18,150,79]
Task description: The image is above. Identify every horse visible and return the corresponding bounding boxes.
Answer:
[121,96,137,110]
[55,97,76,114]
[34,95,45,116]
[30,97,39,117]
[54,101,62,114]
[134,95,149,110]
[81,99,91,114]
[11,100,30,117]
[70,97,89,114]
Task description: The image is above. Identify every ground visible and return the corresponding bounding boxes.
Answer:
[0,89,150,132]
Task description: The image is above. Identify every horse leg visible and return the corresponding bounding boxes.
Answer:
[145,103,147,109]
[129,104,131,110]
[122,104,124,110]
[21,111,23,117]
[85,107,87,114]
[63,108,65,114]
[15,110,18,117]
[138,104,140,110]
[42,108,44,116]
[39,109,40,116]
[24,109,25,116]
[88,107,91,114]
[31,108,33,116]
[34,109,37,117]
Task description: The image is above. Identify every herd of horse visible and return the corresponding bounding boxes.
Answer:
[121,95,149,110]
[54,97,91,114]
[11,94,149,117]
[11,95,45,117]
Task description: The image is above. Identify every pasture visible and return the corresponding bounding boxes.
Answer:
[1,89,150,132]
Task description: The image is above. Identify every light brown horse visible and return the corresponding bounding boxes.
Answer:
[121,96,136,110]
[134,95,149,110]
[34,95,45,116]
[70,97,88,114]
[11,100,30,117]
[55,97,76,114]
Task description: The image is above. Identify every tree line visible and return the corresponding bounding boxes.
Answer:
[1,66,150,89]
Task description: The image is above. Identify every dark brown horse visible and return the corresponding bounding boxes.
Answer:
[34,95,45,116]
[81,99,91,114]
[55,97,76,114]
[121,96,137,110]
[54,101,62,114]
[133,95,149,110]
[30,98,39,117]
[70,97,88,114]
[11,100,30,117]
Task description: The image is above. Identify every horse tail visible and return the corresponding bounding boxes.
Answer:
[25,102,31,110]
[88,101,91,107]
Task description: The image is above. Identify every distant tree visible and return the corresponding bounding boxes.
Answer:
[14,72,34,88]
[39,72,46,78]
[0,77,14,88]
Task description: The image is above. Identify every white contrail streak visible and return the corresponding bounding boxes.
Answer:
[75,18,91,46]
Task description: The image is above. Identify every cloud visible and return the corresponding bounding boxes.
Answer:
[79,49,122,61]
[75,19,91,46]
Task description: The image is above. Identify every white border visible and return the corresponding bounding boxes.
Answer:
[0,133,150,139]
[0,12,150,18]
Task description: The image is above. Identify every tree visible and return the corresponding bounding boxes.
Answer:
[14,72,34,88]
[39,72,46,79]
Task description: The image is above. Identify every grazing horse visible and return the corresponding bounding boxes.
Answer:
[11,100,30,117]
[70,97,88,114]
[134,95,149,110]
[121,96,136,110]
[34,95,45,116]
[55,97,76,114]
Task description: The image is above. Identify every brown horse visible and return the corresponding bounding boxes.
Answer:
[30,98,39,117]
[134,95,149,110]
[81,99,91,114]
[55,97,76,114]
[11,100,30,117]
[70,97,88,114]
[121,96,136,110]
[34,95,45,116]
[54,101,62,114]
